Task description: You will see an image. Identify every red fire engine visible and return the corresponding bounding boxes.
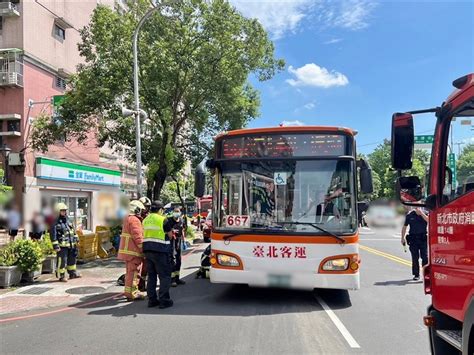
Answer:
[391,74,473,354]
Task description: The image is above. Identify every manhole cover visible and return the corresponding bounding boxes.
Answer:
[19,287,53,295]
[65,286,106,295]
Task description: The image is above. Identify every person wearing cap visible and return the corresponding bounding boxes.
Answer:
[117,200,146,301]
[142,201,174,309]
[401,206,429,281]
[51,203,81,282]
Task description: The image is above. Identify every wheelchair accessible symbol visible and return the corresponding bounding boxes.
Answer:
[274,172,288,185]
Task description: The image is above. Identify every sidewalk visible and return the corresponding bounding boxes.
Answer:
[0,258,125,318]
[0,236,204,318]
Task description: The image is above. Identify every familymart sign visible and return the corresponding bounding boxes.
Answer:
[36,158,121,187]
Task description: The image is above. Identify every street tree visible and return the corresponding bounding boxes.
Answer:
[31,0,284,199]
[368,140,430,199]
[357,154,381,200]
[457,143,474,185]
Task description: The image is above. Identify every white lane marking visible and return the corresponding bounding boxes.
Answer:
[315,295,361,349]
[392,234,402,238]
[359,231,375,235]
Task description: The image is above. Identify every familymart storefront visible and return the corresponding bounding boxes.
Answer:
[23,157,121,233]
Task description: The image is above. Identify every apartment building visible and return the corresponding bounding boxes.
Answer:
[0,0,130,232]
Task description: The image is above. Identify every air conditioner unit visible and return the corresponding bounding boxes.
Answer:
[8,152,25,166]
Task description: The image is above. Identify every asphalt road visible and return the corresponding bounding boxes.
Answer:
[0,226,430,355]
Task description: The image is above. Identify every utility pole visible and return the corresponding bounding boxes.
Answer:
[130,0,176,197]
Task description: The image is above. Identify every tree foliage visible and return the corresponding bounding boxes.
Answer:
[0,168,12,207]
[457,143,474,185]
[367,140,430,199]
[31,0,283,199]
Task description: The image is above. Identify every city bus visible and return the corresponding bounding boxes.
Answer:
[195,126,373,290]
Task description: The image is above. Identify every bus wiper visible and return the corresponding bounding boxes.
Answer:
[277,222,346,244]
[222,225,277,243]
[223,232,246,243]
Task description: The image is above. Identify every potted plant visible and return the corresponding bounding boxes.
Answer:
[10,239,44,282]
[39,234,56,274]
[0,245,21,287]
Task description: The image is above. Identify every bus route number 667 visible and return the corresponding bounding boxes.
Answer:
[225,215,250,228]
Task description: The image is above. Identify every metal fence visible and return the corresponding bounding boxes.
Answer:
[0,50,23,87]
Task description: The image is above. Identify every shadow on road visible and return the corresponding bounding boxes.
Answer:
[374,279,423,286]
[78,271,353,318]
[314,288,352,310]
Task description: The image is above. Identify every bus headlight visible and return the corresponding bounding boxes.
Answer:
[322,258,349,271]
[217,254,240,267]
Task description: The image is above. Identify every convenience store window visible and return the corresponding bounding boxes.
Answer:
[50,193,91,231]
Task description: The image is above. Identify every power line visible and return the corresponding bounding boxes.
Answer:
[358,129,435,148]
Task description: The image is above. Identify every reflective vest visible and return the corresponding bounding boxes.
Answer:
[142,213,170,253]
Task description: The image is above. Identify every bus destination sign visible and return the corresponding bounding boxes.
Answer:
[220,134,346,159]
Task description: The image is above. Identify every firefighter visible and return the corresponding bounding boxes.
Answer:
[51,203,81,282]
[139,196,152,220]
[118,200,146,301]
[142,201,174,309]
[167,207,186,287]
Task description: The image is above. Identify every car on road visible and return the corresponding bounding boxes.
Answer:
[364,205,399,228]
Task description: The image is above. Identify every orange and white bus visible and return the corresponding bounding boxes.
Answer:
[195,126,373,290]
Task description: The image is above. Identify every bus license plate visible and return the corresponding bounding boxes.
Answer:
[268,274,291,287]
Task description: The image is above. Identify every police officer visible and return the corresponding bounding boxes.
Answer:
[401,207,429,280]
[51,203,81,282]
[138,196,152,291]
[167,207,186,287]
[142,201,174,309]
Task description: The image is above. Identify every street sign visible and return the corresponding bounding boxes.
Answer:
[414,135,434,144]
[53,95,65,118]
[53,95,65,109]
[448,153,456,184]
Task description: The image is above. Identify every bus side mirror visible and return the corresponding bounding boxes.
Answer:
[194,160,207,198]
[396,176,422,203]
[358,159,374,194]
[391,113,414,170]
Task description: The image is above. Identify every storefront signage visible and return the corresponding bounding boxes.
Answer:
[36,157,121,187]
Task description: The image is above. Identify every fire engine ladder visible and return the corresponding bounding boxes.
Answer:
[436,330,462,351]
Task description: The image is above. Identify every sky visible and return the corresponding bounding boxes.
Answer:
[231,0,474,155]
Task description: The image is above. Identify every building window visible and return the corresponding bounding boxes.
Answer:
[55,77,66,90]
[54,24,66,41]
[7,120,20,133]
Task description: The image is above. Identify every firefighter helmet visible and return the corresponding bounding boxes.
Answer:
[55,202,68,213]
[129,200,146,215]
[139,196,152,209]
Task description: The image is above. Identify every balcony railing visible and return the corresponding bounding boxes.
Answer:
[0,2,20,17]
[0,49,23,87]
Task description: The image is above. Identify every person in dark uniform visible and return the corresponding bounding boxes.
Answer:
[142,201,174,309]
[166,207,186,287]
[401,207,429,281]
[51,203,81,282]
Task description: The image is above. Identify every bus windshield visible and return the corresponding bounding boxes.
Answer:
[216,159,356,234]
